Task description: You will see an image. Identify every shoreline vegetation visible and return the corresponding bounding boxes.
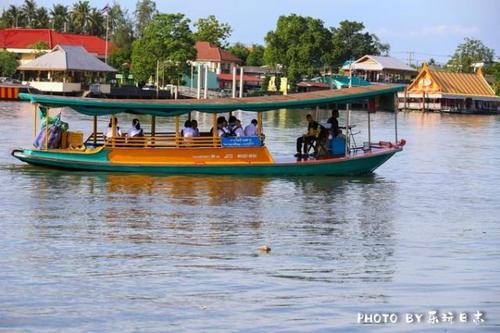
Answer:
[0,0,498,94]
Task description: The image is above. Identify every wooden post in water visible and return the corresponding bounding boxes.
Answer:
[232,66,237,98]
[92,115,97,146]
[203,64,208,99]
[239,67,244,98]
[197,64,201,99]
[212,113,218,147]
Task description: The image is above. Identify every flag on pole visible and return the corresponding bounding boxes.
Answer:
[102,4,110,16]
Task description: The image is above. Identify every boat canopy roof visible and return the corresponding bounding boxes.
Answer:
[18,84,404,117]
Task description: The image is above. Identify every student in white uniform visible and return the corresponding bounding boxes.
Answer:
[126,119,144,137]
[234,119,244,137]
[105,118,122,139]
[244,119,258,136]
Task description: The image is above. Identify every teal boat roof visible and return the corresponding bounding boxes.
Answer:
[18,84,404,117]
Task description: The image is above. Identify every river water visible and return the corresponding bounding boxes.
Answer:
[0,102,499,332]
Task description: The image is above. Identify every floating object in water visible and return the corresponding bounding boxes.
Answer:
[258,245,271,253]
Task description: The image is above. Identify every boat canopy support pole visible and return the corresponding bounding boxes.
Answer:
[111,115,116,148]
[93,115,97,146]
[33,103,37,138]
[151,115,156,147]
[44,108,49,150]
[395,92,399,143]
[257,112,263,139]
[345,104,350,156]
[368,108,371,147]
[175,116,180,147]
[212,113,217,147]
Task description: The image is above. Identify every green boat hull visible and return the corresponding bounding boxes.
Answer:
[12,147,400,176]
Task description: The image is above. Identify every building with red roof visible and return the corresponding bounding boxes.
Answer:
[0,28,111,66]
[194,41,242,74]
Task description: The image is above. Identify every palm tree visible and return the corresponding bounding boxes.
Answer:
[21,0,37,28]
[33,7,50,28]
[87,8,104,36]
[3,5,23,28]
[70,0,91,34]
[50,4,68,32]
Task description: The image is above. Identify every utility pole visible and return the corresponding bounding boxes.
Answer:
[407,51,414,67]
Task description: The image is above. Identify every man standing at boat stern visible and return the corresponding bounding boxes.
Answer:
[295,114,320,157]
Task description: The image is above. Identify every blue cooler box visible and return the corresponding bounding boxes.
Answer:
[330,137,346,156]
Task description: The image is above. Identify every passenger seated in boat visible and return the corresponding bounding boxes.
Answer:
[191,120,200,137]
[295,114,320,157]
[182,120,195,137]
[210,116,229,137]
[127,119,144,137]
[105,118,122,139]
[228,115,238,134]
[244,119,258,136]
[233,119,244,137]
[327,108,340,137]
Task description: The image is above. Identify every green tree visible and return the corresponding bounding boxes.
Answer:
[109,23,135,82]
[29,41,49,58]
[134,0,157,37]
[484,61,500,95]
[446,38,495,73]
[70,0,91,34]
[193,15,232,47]
[107,2,129,36]
[87,8,104,36]
[246,44,265,66]
[330,20,390,70]
[33,7,50,28]
[227,42,249,64]
[131,13,196,85]
[264,14,333,88]
[0,51,19,77]
[1,5,23,28]
[21,0,37,28]
[50,4,68,32]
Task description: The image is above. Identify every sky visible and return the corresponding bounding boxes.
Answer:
[3,0,500,65]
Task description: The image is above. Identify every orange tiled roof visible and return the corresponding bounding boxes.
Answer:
[195,41,242,63]
[0,28,112,57]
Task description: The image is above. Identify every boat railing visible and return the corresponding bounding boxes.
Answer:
[104,134,222,148]
[85,132,267,149]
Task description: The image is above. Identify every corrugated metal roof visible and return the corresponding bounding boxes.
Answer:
[18,45,117,72]
[352,55,417,72]
[430,71,495,96]
[407,64,496,97]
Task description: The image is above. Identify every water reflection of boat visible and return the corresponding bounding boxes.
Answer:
[105,174,266,206]
[13,85,405,176]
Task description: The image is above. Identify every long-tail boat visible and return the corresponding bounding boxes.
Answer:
[12,85,405,176]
